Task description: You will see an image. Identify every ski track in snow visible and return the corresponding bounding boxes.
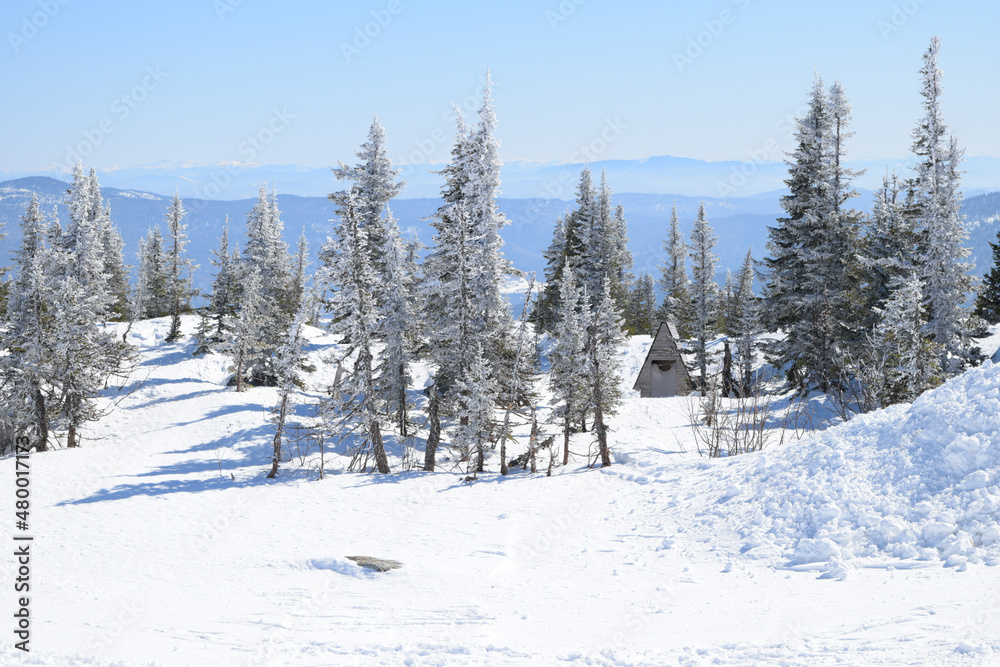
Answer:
[2,316,1000,666]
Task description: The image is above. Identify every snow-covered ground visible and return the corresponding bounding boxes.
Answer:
[3,316,1000,666]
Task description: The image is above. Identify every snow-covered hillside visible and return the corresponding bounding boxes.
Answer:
[3,316,1000,665]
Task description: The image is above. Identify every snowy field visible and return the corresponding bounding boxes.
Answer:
[3,315,1000,666]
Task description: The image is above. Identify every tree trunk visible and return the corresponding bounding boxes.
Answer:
[722,340,736,397]
[594,400,610,467]
[562,412,571,465]
[528,407,538,474]
[424,381,440,472]
[33,385,49,453]
[369,414,390,474]
[398,362,408,438]
[67,422,78,449]
[236,349,244,393]
[267,393,288,478]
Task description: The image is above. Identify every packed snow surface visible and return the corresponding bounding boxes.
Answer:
[2,317,1000,666]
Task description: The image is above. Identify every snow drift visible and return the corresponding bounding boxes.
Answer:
[729,360,1000,575]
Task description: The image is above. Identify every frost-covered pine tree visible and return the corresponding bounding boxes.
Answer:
[84,170,130,322]
[194,217,240,353]
[239,185,294,384]
[592,171,633,310]
[875,274,941,405]
[268,308,307,479]
[52,174,133,447]
[423,76,514,445]
[453,344,496,475]
[689,203,719,387]
[136,226,170,319]
[321,191,390,473]
[856,174,918,333]
[565,167,598,294]
[292,230,310,314]
[763,75,859,391]
[374,206,413,437]
[164,191,195,342]
[535,215,568,331]
[625,273,657,337]
[0,196,55,451]
[731,250,760,395]
[549,260,587,465]
[907,37,978,371]
[230,265,264,393]
[585,277,625,468]
[658,204,691,336]
[330,115,404,293]
[975,230,1000,325]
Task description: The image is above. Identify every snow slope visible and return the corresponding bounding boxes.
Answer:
[2,316,1000,666]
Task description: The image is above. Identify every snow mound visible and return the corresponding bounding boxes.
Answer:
[732,360,1000,570]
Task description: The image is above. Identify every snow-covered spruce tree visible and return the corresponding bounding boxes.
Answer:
[565,167,598,294]
[534,215,568,331]
[907,37,978,371]
[230,265,264,394]
[320,191,390,474]
[453,344,496,475]
[53,170,135,448]
[874,274,941,405]
[84,170,130,322]
[136,226,170,319]
[164,191,196,342]
[763,76,859,391]
[689,203,719,388]
[194,217,240,354]
[975,230,1000,325]
[855,174,918,333]
[550,261,587,466]
[585,277,625,468]
[594,171,634,311]
[268,308,307,479]
[238,185,294,385]
[374,207,414,437]
[330,115,405,295]
[423,76,514,461]
[625,273,657,337]
[0,196,55,451]
[731,250,761,395]
[292,230,310,314]
[658,204,692,336]
[499,275,537,475]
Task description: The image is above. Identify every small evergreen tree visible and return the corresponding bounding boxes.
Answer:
[658,204,692,336]
[875,275,941,405]
[164,191,195,342]
[194,217,240,354]
[550,261,587,466]
[585,277,625,468]
[689,203,719,387]
[975,230,1000,325]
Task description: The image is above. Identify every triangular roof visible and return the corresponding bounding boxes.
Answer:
[632,321,692,396]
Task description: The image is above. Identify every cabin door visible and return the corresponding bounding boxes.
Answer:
[650,361,676,397]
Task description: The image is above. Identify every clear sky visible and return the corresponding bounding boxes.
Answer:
[2,0,998,174]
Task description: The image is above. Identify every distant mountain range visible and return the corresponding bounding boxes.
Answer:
[5,154,1000,200]
[1,176,998,305]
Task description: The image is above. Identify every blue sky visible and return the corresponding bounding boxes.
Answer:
[2,0,998,173]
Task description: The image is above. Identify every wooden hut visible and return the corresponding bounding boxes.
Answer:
[632,322,692,397]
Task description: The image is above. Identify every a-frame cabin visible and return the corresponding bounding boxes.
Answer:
[633,322,692,397]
